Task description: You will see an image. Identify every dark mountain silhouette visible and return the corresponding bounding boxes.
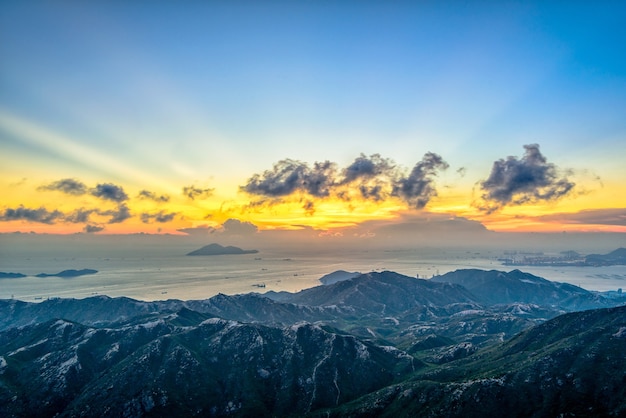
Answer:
[319,270,361,285]
[0,268,625,416]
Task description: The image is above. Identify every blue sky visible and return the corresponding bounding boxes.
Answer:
[1,1,625,234]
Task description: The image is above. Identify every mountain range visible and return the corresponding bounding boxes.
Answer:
[1,268,625,417]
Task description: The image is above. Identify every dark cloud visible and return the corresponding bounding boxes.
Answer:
[91,183,129,202]
[342,153,395,183]
[183,185,214,200]
[392,152,449,209]
[38,178,87,195]
[241,153,448,210]
[99,203,131,224]
[537,208,626,226]
[140,211,178,224]
[64,208,96,223]
[478,144,575,213]
[303,200,315,216]
[241,159,337,198]
[0,206,64,224]
[83,224,104,233]
[137,190,170,202]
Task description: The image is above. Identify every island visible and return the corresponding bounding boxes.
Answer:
[0,272,27,279]
[186,243,259,256]
[35,269,99,278]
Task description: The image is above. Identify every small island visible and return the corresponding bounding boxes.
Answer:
[0,272,27,279]
[36,269,99,278]
[187,243,259,256]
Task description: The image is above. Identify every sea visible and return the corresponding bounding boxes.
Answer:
[1,246,625,302]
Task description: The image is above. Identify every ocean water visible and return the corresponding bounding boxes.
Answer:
[1,247,625,302]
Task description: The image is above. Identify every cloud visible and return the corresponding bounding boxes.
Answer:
[303,200,315,215]
[222,218,258,235]
[0,206,64,224]
[241,152,449,209]
[392,152,449,209]
[536,208,626,226]
[64,208,96,223]
[38,178,87,195]
[90,183,129,202]
[140,211,178,224]
[99,203,131,224]
[176,225,216,236]
[477,144,575,213]
[83,224,104,233]
[183,185,214,200]
[241,159,337,198]
[342,153,395,183]
[137,190,170,202]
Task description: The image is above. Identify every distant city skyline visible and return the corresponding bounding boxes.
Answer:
[1,1,625,237]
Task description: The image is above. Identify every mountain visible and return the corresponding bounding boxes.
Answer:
[319,270,361,285]
[0,313,416,417]
[431,269,612,310]
[186,243,258,256]
[585,247,626,266]
[275,271,480,316]
[317,305,626,417]
[35,269,98,278]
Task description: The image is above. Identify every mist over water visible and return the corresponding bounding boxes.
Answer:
[1,239,624,301]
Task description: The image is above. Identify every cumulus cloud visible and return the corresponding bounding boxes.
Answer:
[0,206,64,224]
[477,144,575,213]
[241,159,337,197]
[64,208,96,223]
[241,152,449,210]
[90,183,129,202]
[38,178,87,195]
[392,152,449,208]
[84,224,104,233]
[99,203,132,224]
[342,153,395,183]
[222,218,258,235]
[140,211,178,224]
[183,185,214,200]
[137,190,170,202]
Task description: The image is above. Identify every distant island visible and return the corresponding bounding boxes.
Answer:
[187,243,259,256]
[35,269,98,278]
[500,247,626,267]
[0,272,27,279]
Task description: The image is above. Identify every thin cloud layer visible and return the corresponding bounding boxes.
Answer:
[537,208,626,226]
[183,185,214,200]
[140,211,178,224]
[137,190,170,202]
[477,144,575,213]
[38,178,87,195]
[241,152,449,210]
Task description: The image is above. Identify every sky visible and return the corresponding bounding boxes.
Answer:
[1,1,626,241]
